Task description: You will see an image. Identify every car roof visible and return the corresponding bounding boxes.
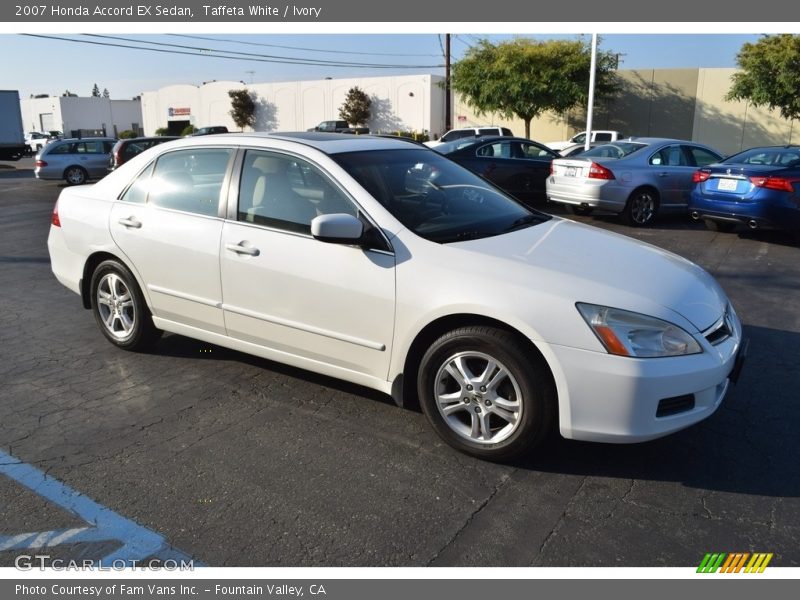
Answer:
[438,135,549,149]
[162,131,426,154]
[118,136,180,143]
[617,137,710,146]
[52,137,116,143]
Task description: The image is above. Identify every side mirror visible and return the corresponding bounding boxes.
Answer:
[311,214,364,245]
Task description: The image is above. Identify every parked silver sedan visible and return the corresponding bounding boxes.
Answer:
[35,137,116,185]
[546,138,723,226]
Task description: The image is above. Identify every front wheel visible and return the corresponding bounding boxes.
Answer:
[90,260,162,351]
[623,188,659,226]
[417,326,556,460]
[64,166,87,186]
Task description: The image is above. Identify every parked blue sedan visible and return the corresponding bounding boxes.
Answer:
[689,146,800,233]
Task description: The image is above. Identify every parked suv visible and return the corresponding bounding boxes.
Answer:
[34,137,116,185]
[108,136,180,171]
[425,126,514,148]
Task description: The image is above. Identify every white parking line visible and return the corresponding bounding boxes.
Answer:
[0,449,202,566]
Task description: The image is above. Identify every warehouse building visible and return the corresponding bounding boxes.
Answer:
[20,96,142,138]
[141,74,445,137]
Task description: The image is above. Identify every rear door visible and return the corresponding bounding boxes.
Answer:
[473,140,556,204]
[109,147,234,334]
[73,140,113,178]
[648,144,696,207]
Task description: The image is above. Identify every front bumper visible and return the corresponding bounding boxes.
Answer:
[544,329,744,443]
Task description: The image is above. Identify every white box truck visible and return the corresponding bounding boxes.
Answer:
[0,90,27,161]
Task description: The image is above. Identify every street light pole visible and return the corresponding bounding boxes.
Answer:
[445,33,452,133]
[585,33,597,152]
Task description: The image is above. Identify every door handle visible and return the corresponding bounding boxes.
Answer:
[226,242,260,257]
[118,217,142,228]
[658,172,670,177]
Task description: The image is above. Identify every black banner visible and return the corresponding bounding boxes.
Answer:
[3,0,799,22]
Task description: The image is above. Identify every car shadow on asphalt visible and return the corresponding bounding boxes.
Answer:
[0,169,35,179]
[152,333,397,408]
[152,323,798,498]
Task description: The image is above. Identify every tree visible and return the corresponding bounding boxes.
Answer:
[62,90,77,97]
[154,127,170,136]
[339,86,371,126]
[228,89,256,131]
[91,84,101,98]
[451,38,619,139]
[726,35,800,121]
[102,88,110,99]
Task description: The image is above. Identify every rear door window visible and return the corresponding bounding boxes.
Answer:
[147,148,233,217]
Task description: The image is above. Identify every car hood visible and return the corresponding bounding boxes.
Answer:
[452,217,727,332]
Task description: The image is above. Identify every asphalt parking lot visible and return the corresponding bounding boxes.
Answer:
[1,157,798,568]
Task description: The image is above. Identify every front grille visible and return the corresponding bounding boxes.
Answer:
[704,306,734,346]
[656,394,696,418]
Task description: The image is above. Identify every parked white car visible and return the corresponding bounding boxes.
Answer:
[25,131,50,154]
[425,126,513,148]
[546,130,625,152]
[47,133,746,460]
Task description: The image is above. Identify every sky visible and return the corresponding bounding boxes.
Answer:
[0,33,764,101]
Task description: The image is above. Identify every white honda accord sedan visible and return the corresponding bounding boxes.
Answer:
[47,132,746,460]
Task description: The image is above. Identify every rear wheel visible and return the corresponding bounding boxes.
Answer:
[703,219,737,233]
[90,260,161,351]
[417,326,556,460]
[64,166,88,186]
[623,188,659,226]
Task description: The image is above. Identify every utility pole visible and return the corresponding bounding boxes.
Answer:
[585,33,597,152]
[445,33,451,132]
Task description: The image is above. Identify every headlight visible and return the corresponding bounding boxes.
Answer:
[576,303,702,358]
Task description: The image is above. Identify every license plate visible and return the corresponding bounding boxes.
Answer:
[565,166,577,177]
[717,178,738,191]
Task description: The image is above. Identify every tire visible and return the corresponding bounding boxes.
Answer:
[703,219,737,233]
[417,326,556,460]
[623,188,659,226]
[89,259,162,351]
[567,204,594,216]
[64,166,88,186]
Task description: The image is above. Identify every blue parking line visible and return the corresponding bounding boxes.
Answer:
[0,449,202,566]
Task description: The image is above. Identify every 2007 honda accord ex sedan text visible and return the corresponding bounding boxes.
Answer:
[47,133,747,460]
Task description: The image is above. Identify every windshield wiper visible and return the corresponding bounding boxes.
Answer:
[503,214,546,232]
[437,230,489,243]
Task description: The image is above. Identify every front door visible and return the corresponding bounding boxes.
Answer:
[219,149,396,380]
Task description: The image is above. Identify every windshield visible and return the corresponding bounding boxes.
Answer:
[579,142,646,159]
[332,149,550,244]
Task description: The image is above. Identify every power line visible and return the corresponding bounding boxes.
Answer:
[21,34,444,69]
[83,34,441,68]
[168,33,443,58]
